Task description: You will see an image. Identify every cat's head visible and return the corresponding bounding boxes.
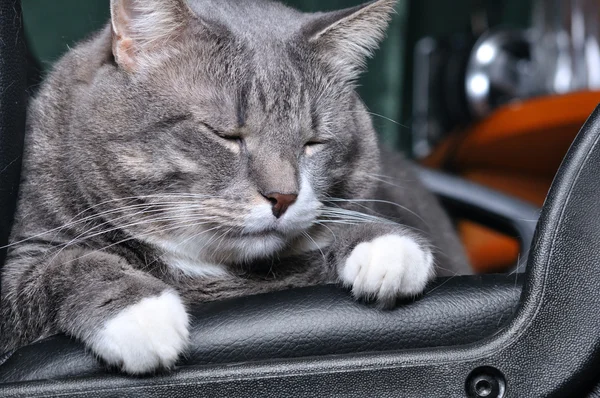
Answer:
[70,0,396,266]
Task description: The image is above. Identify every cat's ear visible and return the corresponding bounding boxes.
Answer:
[305,0,397,81]
[110,0,193,72]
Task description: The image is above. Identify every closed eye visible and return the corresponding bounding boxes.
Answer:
[201,122,243,143]
[304,140,326,155]
[305,141,323,146]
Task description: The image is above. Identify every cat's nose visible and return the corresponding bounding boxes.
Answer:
[263,192,298,218]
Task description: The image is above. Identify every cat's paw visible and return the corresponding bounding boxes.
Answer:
[340,234,434,308]
[89,290,189,374]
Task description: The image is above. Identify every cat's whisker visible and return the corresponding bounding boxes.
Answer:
[368,172,417,183]
[367,111,408,128]
[74,201,220,232]
[201,226,236,263]
[4,203,165,249]
[213,227,235,254]
[138,225,224,273]
[365,174,407,190]
[168,224,223,250]
[318,213,383,222]
[325,195,405,225]
[325,198,426,224]
[55,219,220,268]
[62,202,209,235]
[3,200,213,249]
[423,274,458,296]
[365,172,397,180]
[61,193,215,218]
[313,222,338,243]
[320,203,437,246]
[66,213,218,247]
[49,206,210,250]
[318,214,374,223]
[222,227,245,265]
[73,216,217,254]
[301,231,326,261]
[42,212,219,266]
[320,208,392,224]
[54,193,216,228]
[319,216,380,224]
[316,220,360,225]
[197,226,229,256]
[320,208,383,219]
[334,110,410,129]
[433,264,461,275]
[321,194,385,218]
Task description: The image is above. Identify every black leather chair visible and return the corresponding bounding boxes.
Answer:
[3,1,600,396]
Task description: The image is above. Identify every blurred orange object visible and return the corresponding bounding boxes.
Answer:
[424,91,600,273]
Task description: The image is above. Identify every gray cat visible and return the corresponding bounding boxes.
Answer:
[0,0,469,375]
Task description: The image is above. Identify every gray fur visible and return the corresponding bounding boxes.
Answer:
[1,0,469,364]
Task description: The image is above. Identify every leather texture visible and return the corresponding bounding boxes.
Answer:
[0,274,521,384]
[0,0,27,268]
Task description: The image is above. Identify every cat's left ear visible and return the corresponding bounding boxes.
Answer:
[304,0,397,81]
[110,0,193,72]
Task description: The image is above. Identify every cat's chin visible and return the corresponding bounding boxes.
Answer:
[148,226,306,269]
[209,232,290,264]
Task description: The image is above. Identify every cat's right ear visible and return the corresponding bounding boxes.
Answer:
[304,0,397,82]
[110,0,193,72]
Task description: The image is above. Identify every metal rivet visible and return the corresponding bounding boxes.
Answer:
[466,366,506,398]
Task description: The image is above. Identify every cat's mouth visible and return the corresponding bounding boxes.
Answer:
[239,230,279,237]
[238,227,299,239]
[236,224,307,240]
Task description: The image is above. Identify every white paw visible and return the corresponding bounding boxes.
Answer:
[90,290,189,374]
[340,234,435,307]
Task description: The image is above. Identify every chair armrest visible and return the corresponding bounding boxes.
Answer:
[0,274,521,384]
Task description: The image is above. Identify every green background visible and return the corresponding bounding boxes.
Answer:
[21,0,531,152]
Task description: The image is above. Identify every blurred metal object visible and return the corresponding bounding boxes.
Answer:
[466,0,600,119]
[465,30,534,118]
[412,0,600,158]
[531,0,600,94]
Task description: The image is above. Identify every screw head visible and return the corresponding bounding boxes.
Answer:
[466,367,506,398]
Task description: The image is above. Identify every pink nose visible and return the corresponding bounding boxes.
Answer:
[264,193,298,218]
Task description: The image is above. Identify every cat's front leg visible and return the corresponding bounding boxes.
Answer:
[6,249,189,374]
[328,224,435,308]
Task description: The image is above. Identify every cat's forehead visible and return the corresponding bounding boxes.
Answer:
[161,46,317,132]
[188,69,311,136]
[186,0,310,41]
